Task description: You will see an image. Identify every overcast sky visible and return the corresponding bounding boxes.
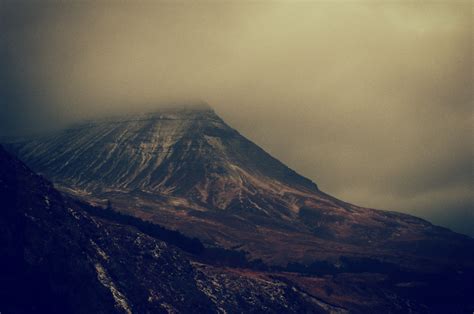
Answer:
[1,1,472,236]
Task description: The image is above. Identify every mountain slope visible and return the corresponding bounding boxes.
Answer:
[2,145,346,313]
[6,105,474,270]
[10,104,315,199]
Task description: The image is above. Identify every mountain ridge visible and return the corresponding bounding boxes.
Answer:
[7,105,318,206]
[4,105,474,270]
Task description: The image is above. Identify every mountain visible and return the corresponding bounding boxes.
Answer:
[1,145,347,313]
[7,104,473,271]
[2,102,474,312]
[9,104,316,209]
[2,147,473,314]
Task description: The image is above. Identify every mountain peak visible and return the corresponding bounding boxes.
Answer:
[173,101,213,111]
[144,101,214,115]
[8,107,318,212]
[78,102,217,126]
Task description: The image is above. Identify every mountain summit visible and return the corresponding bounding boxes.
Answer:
[7,105,474,269]
[13,105,316,210]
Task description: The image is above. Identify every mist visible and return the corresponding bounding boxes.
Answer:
[1,1,472,236]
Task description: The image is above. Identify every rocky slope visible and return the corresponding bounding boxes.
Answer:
[7,105,473,271]
[1,145,347,313]
[8,104,316,209]
[2,144,473,313]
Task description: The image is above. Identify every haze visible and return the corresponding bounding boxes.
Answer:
[1,1,472,236]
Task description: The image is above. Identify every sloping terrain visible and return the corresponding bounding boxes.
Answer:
[0,145,337,313]
[1,145,473,313]
[7,105,473,271]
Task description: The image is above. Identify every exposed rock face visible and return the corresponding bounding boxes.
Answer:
[6,105,474,270]
[0,145,337,313]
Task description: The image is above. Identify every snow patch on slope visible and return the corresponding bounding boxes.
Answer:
[94,263,132,314]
